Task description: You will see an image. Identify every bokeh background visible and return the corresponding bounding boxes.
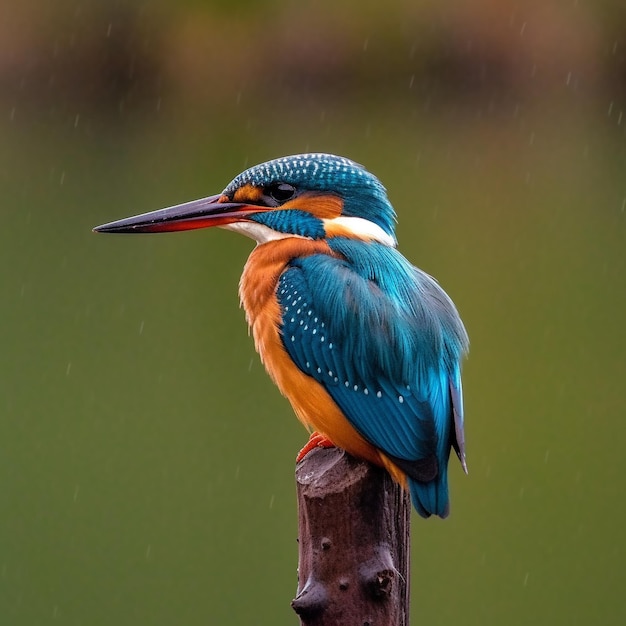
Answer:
[2,1,625,624]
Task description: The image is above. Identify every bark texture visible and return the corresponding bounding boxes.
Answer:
[293,447,410,626]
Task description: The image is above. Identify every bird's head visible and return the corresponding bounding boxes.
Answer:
[94,154,397,246]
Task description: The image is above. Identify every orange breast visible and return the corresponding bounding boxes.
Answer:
[239,238,401,477]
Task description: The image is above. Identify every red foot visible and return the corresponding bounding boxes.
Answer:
[296,431,336,462]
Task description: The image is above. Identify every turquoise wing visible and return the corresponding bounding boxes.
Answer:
[277,239,468,517]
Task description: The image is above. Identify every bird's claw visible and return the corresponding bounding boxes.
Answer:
[296,432,336,462]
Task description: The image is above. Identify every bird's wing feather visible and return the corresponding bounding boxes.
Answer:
[277,240,467,477]
[450,367,468,472]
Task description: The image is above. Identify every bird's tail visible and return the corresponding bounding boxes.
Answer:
[408,467,449,518]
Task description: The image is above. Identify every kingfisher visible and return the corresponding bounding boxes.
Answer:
[94,153,469,518]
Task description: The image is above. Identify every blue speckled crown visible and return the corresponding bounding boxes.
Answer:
[223,154,397,239]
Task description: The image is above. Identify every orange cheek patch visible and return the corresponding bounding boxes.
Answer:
[232,184,263,203]
[284,192,343,219]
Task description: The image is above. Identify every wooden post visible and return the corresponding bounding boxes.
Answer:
[292,447,411,626]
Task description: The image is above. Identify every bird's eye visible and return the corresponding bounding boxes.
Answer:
[266,183,296,204]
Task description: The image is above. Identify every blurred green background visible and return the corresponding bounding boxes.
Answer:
[1,1,625,624]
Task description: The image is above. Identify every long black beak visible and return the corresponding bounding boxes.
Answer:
[93,194,268,234]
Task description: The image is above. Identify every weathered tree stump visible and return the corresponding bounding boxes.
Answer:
[292,447,411,626]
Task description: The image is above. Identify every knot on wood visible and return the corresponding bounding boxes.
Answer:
[291,577,328,617]
[359,547,396,600]
[363,568,394,599]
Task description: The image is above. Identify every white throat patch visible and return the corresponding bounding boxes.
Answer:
[221,221,307,244]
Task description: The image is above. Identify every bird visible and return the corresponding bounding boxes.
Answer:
[94,153,469,518]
